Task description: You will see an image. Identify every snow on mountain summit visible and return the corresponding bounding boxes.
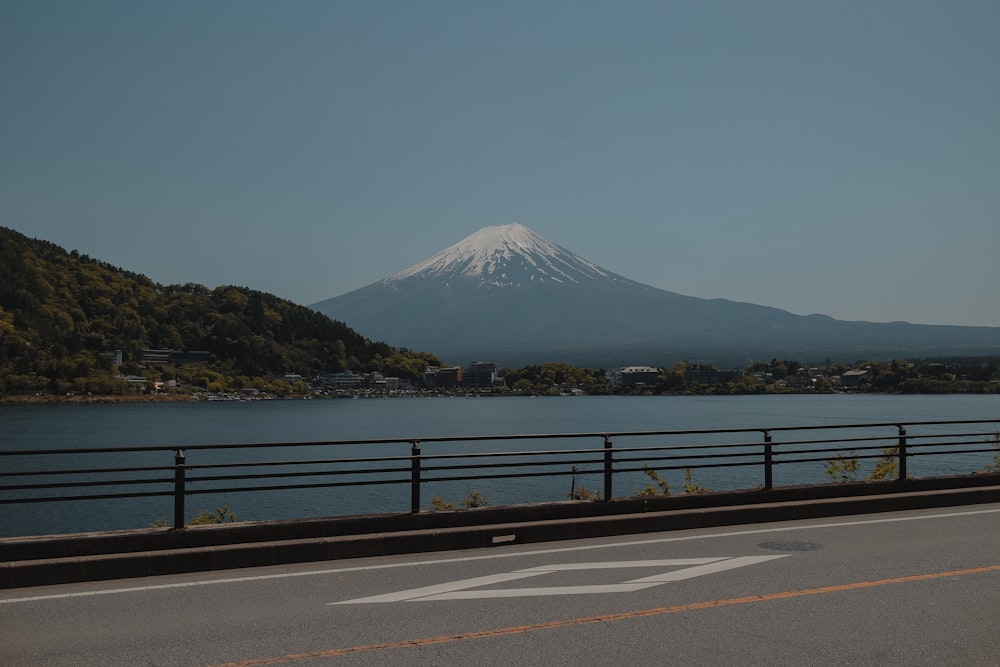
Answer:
[310,223,1000,367]
[386,223,629,288]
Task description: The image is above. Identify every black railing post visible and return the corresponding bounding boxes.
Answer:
[763,431,773,491]
[173,449,186,529]
[411,440,421,513]
[603,435,613,501]
[897,425,907,481]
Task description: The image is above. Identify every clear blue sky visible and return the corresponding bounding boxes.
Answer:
[3,1,998,327]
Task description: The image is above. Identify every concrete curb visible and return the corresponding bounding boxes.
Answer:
[3,482,999,589]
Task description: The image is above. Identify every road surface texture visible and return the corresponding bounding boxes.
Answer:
[2,504,998,666]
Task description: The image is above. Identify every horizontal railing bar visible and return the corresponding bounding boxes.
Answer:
[905,437,998,448]
[0,477,174,492]
[906,447,997,457]
[605,442,764,454]
[183,456,415,470]
[774,445,894,457]
[422,461,763,484]
[0,440,413,457]
[186,477,410,495]
[1,436,943,476]
[416,448,609,460]
[184,449,604,470]
[616,451,762,465]
[414,442,763,461]
[772,452,911,466]
[187,466,411,484]
[4,419,997,457]
[906,430,1000,441]
[769,451,995,468]
[187,443,763,471]
[768,435,898,447]
[412,443,765,463]
[616,460,764,474]
[420,469,596,484]
[424,457,604,473]
[18,445,987,506]
[0,490,175,504]
[0,434,610,457]
[756,419,1000,432]
[421,464,600,475]
[183,446,756,471]
[615,460,764,473]
[190,458,610,482]
[1,419,996,522]
[0,465,176,479]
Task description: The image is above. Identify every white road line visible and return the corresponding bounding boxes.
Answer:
[424,583,660,600]
[335,556,791,603]
[334,559,725,604]
[520,557,726,572]
[627,555,787,583]
[332,571,546,604]
[2,507,997,604]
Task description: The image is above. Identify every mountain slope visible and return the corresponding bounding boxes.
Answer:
[0,226,438,394]
[311,224,1000,367]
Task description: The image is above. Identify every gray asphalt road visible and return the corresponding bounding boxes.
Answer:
[3,504,999,666]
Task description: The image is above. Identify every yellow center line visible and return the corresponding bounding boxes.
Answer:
[207,563,1000,667]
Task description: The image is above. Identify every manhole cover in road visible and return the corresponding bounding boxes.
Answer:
[757,541,823,552]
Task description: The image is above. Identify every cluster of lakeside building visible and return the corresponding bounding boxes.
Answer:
[314,361,503,393]
[124,349,999,399]
[311,361,878,395]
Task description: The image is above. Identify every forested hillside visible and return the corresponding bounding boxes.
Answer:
[0,227,440,396]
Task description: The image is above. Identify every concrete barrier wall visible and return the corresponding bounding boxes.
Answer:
[2,473,999,589]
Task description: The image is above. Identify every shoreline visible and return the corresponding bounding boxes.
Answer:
[0,393,196,405]
[2,387,996,405]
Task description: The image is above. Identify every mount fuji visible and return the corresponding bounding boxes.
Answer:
[311,224,1000,367]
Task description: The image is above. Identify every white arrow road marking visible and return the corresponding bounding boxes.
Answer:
[518,558,728,572]
[424,583,659,600]
[333,555,787,604]
[6,509,994,606]
[332,572,548,604]
[626,555,787,583]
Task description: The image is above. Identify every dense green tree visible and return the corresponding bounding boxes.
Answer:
[654,362,688,392]
[503,362,610,395]
[0,226,438,395]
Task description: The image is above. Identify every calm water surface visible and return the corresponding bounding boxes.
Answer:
[2,394,997,536]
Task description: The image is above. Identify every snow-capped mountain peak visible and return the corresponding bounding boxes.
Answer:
[386,223,625,288]
[310,223,1000,367]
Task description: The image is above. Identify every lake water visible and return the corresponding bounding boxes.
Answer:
[2,394,998,537]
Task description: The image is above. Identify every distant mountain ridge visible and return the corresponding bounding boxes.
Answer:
[311,224,1000,367]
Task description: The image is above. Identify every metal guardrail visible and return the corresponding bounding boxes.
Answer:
[2,420,998,530]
